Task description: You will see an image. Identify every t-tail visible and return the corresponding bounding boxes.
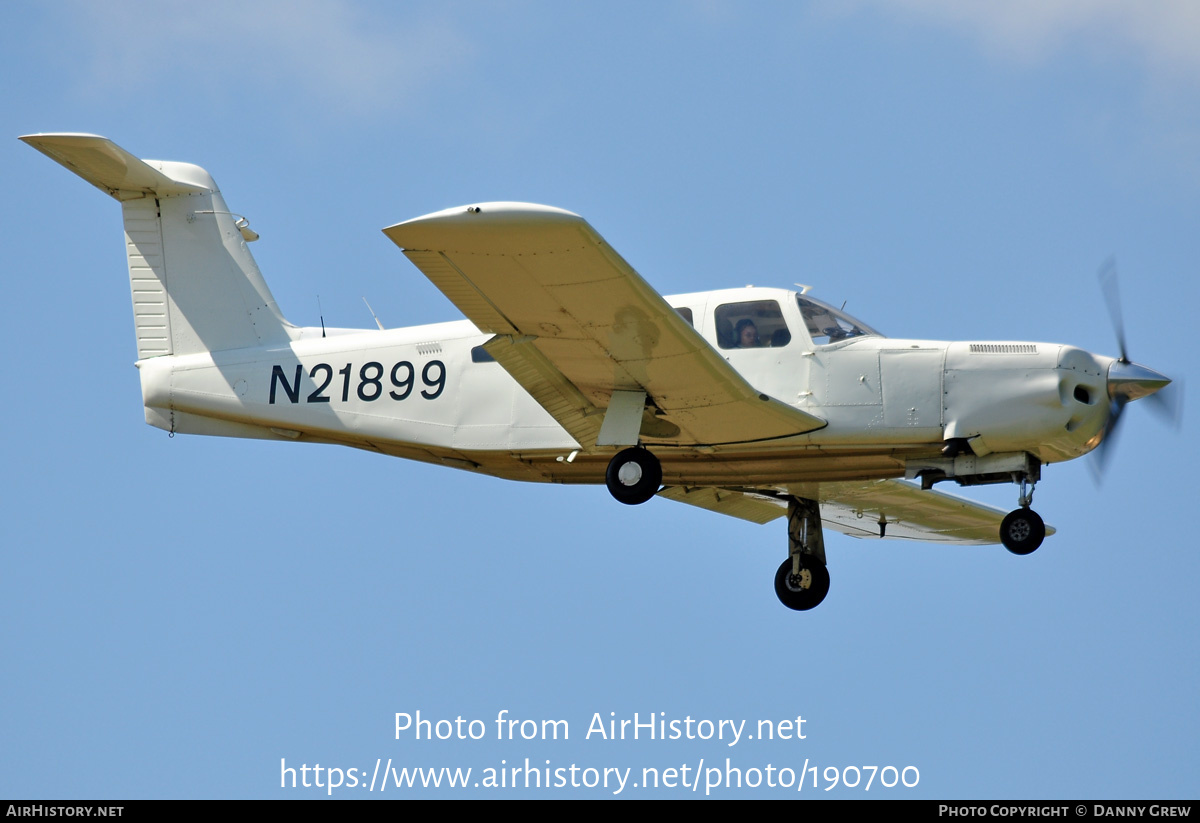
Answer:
[20,133,292,359]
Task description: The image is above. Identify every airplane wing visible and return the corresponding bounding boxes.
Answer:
[807,479,1045,544]
[658,479,1053,545]
[383,203,825,450]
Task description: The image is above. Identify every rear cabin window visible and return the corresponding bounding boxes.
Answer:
[673,306,694,326]
[715,300,791,349]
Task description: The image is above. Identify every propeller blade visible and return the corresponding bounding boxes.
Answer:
[1090,258,1181,483]
[1089,396,1127,485]
[1098,256,1128,363]
[1145,379,1184,430]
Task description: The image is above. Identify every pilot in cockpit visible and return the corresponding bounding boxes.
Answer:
[735,319,760,348]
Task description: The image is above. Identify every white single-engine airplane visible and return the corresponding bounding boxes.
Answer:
[23,133,1175,611]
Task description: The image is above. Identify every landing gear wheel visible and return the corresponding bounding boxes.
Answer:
[605,447,662,505]
[774,557,830,611]
[1000,508,1045,555]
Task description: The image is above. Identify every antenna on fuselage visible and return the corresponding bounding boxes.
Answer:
[794,283,813,295]
[363,297,386,331]
[317,295,326,338]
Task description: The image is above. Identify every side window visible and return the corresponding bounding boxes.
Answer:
[715,300,790,349]
[672,306,694,326]
[470,345,496,363]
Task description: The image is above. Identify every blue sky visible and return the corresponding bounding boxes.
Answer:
[2,1,1197,799]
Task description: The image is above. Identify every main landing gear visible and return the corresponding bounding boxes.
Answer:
[1000,475,1045,556]
[605,447,663,505]
[603,447,831,611]
[775,497,830,611]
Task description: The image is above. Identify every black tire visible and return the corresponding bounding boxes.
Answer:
[605,447,662,505]
[774,557,831,611]
[1000,508,1045,555]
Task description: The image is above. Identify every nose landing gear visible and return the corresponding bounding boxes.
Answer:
[1001,475,1045,555]
[1000,508,1046,555]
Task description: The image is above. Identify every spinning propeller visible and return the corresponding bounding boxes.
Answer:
[1091,258,1180,478]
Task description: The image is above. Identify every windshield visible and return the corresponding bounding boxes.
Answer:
[797,295,881,344]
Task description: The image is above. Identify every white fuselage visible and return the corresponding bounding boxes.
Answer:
[137,286,1113,490]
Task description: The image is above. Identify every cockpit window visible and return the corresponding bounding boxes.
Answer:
[715,300,791,349]
[797,295,880,345]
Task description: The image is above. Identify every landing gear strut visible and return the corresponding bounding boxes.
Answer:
[1001,474,1045,555]
[775,497,830,611]
[604,447,662,505]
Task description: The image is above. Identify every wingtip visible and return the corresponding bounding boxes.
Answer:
[19,132,108,145]
[382,202,587,250]
[384,201,581,232]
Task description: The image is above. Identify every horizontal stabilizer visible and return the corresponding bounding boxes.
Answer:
[19,133,208,200]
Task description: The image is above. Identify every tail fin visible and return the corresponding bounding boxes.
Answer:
[20,133,292,358]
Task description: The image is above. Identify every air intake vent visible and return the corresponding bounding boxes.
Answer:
[969,344,1037,355]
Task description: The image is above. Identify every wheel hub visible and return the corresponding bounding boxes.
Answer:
[1008,519,1031,541]
[617,461,643,486]
[786,569,813,592]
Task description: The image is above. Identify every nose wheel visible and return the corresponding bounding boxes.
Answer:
[605,447,662,505]
[1001,474,1045,555]
[1000,507,1045,555]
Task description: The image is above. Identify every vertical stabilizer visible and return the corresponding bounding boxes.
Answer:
[21,133,292,358]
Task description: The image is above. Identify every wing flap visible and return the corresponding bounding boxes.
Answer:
[657,486,787,525]
[483,334,603,448]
